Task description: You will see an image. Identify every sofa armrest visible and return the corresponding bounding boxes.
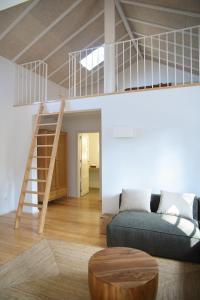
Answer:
[194,197,200,228]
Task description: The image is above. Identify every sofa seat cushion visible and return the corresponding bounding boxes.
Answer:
[107,211,200,263]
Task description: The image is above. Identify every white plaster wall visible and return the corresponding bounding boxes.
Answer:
[62,113,101,197]
[0,58,16,214]
[100,88,200,213]
[47,80,67,100]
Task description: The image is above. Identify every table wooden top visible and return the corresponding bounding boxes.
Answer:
[88,247,158,289]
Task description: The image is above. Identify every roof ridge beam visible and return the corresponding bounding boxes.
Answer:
[120,0,200,19]
[128,18,198,38]
[115,0,143,59]
[43,10,104,62]
[0,0,40,41]
[13,0,83,62]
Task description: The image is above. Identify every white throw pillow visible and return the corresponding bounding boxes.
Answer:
[120,189,151,212]
[157,190,195,220]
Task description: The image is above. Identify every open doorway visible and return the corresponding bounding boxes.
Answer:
[78,132,100,198]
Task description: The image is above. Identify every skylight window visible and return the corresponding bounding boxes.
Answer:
[80,47,104,71]
[0,0,30,11]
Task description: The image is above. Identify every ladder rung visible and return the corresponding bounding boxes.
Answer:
[23,190,44,195]
[23,202,43,208]
[26,179,47,183]
[39,112,59,116]
[33,156,51,159]
[30,167,49,170]
[36,134,55,137]
[37,145,53,147]
[38,123,57,126]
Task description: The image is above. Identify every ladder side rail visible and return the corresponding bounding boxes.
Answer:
[38,99,65,233]
[15,103,44,228]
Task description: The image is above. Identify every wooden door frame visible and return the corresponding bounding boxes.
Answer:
[77,131,101,198]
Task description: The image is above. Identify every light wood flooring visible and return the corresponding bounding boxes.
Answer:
[0,189,200,300]
[0,189,105,266]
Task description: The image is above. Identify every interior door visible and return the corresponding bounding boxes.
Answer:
[80,133,89,196]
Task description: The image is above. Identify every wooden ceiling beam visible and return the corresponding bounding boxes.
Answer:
[128,17,174,31]
[128,18,198,39]
[13,0,83,62]
[43,10,104,62]
[120,0,200,19]
[115,0,143,58]
[0,0,40,41]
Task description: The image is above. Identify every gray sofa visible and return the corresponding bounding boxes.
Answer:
[107,194,200,263]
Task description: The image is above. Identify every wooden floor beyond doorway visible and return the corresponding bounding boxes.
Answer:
[0,189,105,266]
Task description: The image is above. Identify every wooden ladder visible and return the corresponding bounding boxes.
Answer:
[15,99,65,233]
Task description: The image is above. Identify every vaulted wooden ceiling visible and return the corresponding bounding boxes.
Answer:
[0,0,200,88]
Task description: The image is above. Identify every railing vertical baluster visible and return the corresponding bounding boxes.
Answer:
[129,40,131,90]
[71,56,74,97]
[72,56,74,97]
[86,49,88,96]
[42,62,44,102]
[97,48,100,95]
[45,63,47,102]
[17,65,19,105]
[144,37,146,88]
[38,62,41,102]
[116,43,118,92]
[137,39,139,89]
[174,32,177,86]
[26,65,28,104]
[41,62,43,103]
[80,51,82,97]
[21,66,23,105]
[158,34,161,86]
[30,62,32,104]
[190,28,193,84]
[182,30,184,85]
[68,54,71,97]
[199,26,200,83]
[34,62,36,102]
[166,33,169,86]
[151,36,153,88]
[123,42,125,90]
[74,55,77,97]
[91,50,93,96]
[41,63,44,102]
[42,62,45,102]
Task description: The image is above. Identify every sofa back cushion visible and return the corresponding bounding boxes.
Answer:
[120,189,151,213]
[119,193,200,225]
[157,191,195,220]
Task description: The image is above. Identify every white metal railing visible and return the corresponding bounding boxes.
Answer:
[68,25,200,98]
[15,60,48,106]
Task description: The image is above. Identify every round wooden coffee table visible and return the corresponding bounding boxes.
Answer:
[88,247,158,300]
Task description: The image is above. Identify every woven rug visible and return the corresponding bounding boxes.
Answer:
[0,239,200,300]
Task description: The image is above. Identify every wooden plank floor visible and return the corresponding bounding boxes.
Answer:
[0,189,106,266]
[0,189,200,300]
